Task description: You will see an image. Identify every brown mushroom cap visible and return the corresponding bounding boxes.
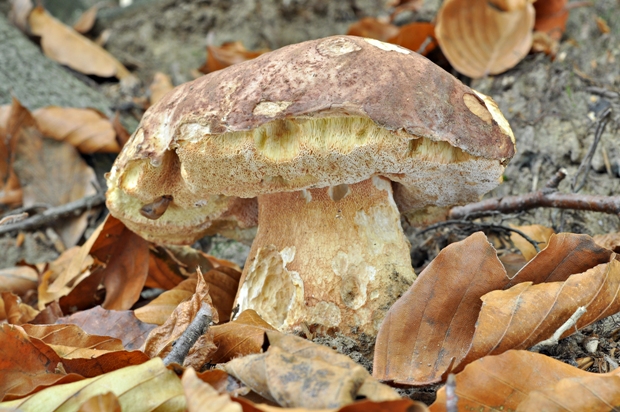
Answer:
[106,35,515,244]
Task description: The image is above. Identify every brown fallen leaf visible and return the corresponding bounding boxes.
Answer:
[388,22,437,56]
[0,323,84,401]
[593,233,620,253]
[509,224,555,261]
[209,309,277,364]
[28,6,131,79]
[0,358,185,411]
[373,232,614,386]
[72,3,101,34]
[33,107,121,153]
[135,276,197,325]
[431,350,620,412]
[149,72,175,106]
[56,305,157,350]
[0,266,38,297]
[77,392,121,412]
[2,292,39,324]
[200,42,270,74]
[461,257,620,368]
[182,367,242,412]
[435,0,535,78]
[235,398,428,412]
[146,244,215,289]
[347,17,399,41]
[0,102,23,206]
[142,269,218,368]
[534,0,569,41]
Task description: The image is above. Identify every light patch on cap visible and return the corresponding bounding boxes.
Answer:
[473,90,516,145]
[463,94,493,125]
[316,37,362,56]
[363,38,410,54]
[253,101,292,117]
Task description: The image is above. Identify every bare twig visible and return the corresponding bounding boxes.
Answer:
[0,193,105,236]
[445,374,458,412]
[450,169,620,219]
[163,303,213,366]
[530,306,587,352]
[417,220,543,252]
[572,105,612,192]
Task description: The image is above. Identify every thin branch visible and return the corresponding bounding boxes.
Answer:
[0,193,105,236]
[417,220,543,252]
[163,303,213,366]
[572,106,612,192]
[530,306,587,352]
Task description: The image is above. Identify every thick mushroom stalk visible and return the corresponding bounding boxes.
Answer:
[234,176,416,336]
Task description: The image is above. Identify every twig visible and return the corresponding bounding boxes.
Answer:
[0,193,105,236]
[450,170,620,219]
[530,306,587,352]
[163,303,213,366]
[571,105,612,192]
[417,220,543,252]
[445,374,458,412]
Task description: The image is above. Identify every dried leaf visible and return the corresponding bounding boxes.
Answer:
[596,16,611,35]
[0,358,185,411]
[0,323,84,401]
[22,324,125,352]
[149,72,175,106]
[388,22,437,56]
[0,266,38,297]
[201,42,269,74]
[72,3,100,34]
[135,277,196,325]
[77,392,121,412]
[33,107,121,153]
[373,232,614,385]
[146,244,215,289]
[182,368,242,412]
[142,270,218,368]
[509,224,555,261]
[347,17,399,41]
[488,0,532,11]
[210,309,276,364]
[534,0,569,40]
[2,292,39,324]
[56,305,156,350]
[28,6,130,79]
[593,233,620,253]
[0,101,26,207]
[435,0,534,78]
[532,30,560,56]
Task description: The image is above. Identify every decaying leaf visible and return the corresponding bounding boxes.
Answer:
[135,276,197,326]
[435,0,535,78]
[224,332,399,409]
[0,358,185,411]
[209,309,277,364]
[431,350,620,412]
[200,42,270,74]
[33,107,121,153]
[28,6,131,79]
[142,270,218,368]
[509,224,555,261]
[534,0,569,40]
[373,232,615,386]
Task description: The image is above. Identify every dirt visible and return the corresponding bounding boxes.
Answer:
[2,0,620,405]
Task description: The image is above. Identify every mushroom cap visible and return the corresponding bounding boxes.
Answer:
[106,35,515,243]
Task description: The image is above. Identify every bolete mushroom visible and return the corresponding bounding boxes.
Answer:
[106,36,515,337]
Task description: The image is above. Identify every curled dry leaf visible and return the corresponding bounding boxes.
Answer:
[28,6,130,79]
[388,22,437,56]
[0,358,185,411]
[33,107,121,153]
[1,292,39,324]
[56,305,157,351]
[182,368,242,412]
[431,350,620,412]
[135,276,196,326]
[142,270,218,368]
[534,0,569,40]
[347,17,399,41]
[373,232,614,386]
[593,233,620,253]
[77,392,121,412]
[209,309,276,364]
[435,0,535,78]
[200,42,270,74]
[509,224,555,261]
[0,266,38,297]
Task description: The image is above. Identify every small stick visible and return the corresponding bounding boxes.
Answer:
[571,106,612,192]
[445,374,458,412]
[163,303,213,366]
[0,193,105,236]
[530,306,587,352]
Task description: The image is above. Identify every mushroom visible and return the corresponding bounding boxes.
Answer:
[106,36,515,336]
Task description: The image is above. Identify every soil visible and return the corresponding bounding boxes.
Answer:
[2,0,620,406]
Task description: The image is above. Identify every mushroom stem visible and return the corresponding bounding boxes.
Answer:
[234,176,416,336]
